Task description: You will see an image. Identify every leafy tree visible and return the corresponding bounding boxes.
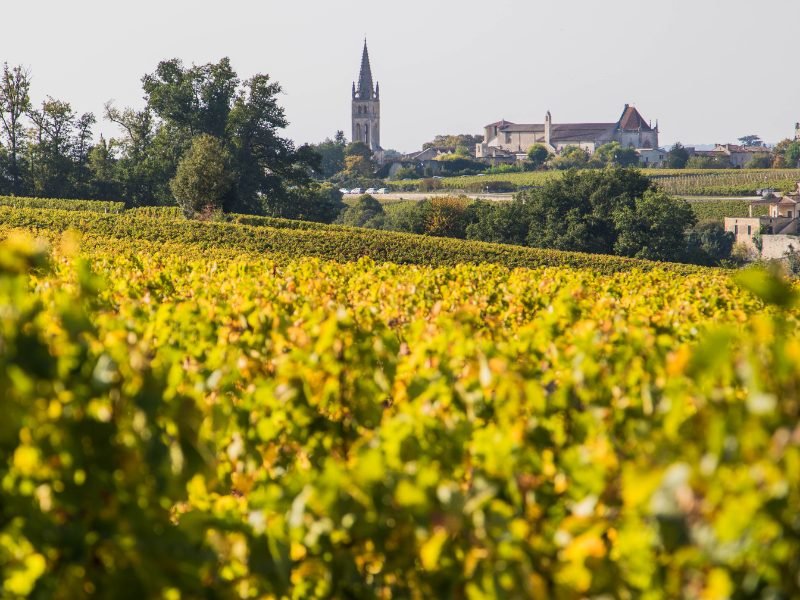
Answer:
[337,194,385,228]
[771,139,793,168]
[422,196,476,239]
[784,141,800,168]
[0,63,31,194]
[550,145,589,170]
[666,142,690,169]
[170,134,234,217]
[685,220,735,266]
[345,141,373,160]
[422,134,482,153]
[105,103,175,205]
[109,58,318,214]
[466,200,530,245]
[87,136,121,200]
[526,144,550,169]
[594,142,639,168]
[25,98,97,198]
[522,168,654,254]
[383,200,427,234]
[281,183,345,224]
[612,190,697,261]
[309,131,347,179]
[738,134,763,147]
[343,155,373,178]
[142,58,239,138]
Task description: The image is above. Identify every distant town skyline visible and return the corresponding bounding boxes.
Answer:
[3,0,799,152]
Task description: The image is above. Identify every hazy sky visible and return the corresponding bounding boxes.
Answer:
[3,1,799,152]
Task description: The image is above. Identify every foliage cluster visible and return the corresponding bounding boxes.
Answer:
[0,59,325,218]
[0,229,799,598]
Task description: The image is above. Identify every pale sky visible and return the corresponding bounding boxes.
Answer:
[3,0,799,152]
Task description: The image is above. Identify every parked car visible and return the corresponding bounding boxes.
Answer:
[338,188,350,194]
[375,188,387,194]
[350,188,362,195]
[365,188,377,194]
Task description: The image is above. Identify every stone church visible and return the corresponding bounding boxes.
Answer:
[352,40,382,158]
[476,105,659,159]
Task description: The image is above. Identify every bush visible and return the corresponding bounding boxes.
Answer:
[337,194,385,229]
[422,196,476,239]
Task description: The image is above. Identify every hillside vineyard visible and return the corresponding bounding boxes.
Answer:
[0,201,799,598]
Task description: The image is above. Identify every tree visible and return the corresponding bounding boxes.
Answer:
[422,196,476,239]
[466,200,530,245]
[784,141,800,168]
[738,135,763,147]
[550,145,589,170]
[142,58,239,138]
[422,134,482,153]
[343,155,373,178]
[170,134,234,217]
[612,190,697,262]
[666,143,690,169]
[309,131,347,179]
[109,58,319,214]
[345,141,373,160]
[26,97,82,197]
[685,220,735,266]
[0,63,31,195]
[527,144,550,169]
[594,142,640,168]
[521,168,654,254]
[337,194,385,228]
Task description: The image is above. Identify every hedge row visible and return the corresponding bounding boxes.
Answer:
[0,196,125,213]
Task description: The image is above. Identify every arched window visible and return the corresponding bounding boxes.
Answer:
[356,124,362,141]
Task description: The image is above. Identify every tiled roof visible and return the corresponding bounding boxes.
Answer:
[618,105,653,131]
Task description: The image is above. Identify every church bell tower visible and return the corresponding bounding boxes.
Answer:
[352,40,381,154]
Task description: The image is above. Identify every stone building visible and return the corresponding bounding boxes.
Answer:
[351,40,382,157]
[724,186,800,258]
[476,105,659,158]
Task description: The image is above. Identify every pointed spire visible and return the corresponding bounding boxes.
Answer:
[357,39,375,100]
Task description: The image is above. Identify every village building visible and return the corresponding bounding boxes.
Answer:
[476,105,663,164]
[695,144,771,168]
[351,40,382,161]
[724,184,800,258]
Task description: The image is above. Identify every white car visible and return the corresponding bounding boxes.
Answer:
[365,188,377,194]
[350,188,362,195]
[339,188,350,194]
[375,188,387,194]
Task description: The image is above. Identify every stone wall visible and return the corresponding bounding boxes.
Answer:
[761,235,800,260]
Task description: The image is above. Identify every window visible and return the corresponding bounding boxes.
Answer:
[505,133,512,144]
[734,225,738,235]
[789,211,794,218]
[747,225,751,235]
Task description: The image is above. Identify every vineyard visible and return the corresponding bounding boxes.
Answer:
[1,201,800,598]
[389,169,800,197]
